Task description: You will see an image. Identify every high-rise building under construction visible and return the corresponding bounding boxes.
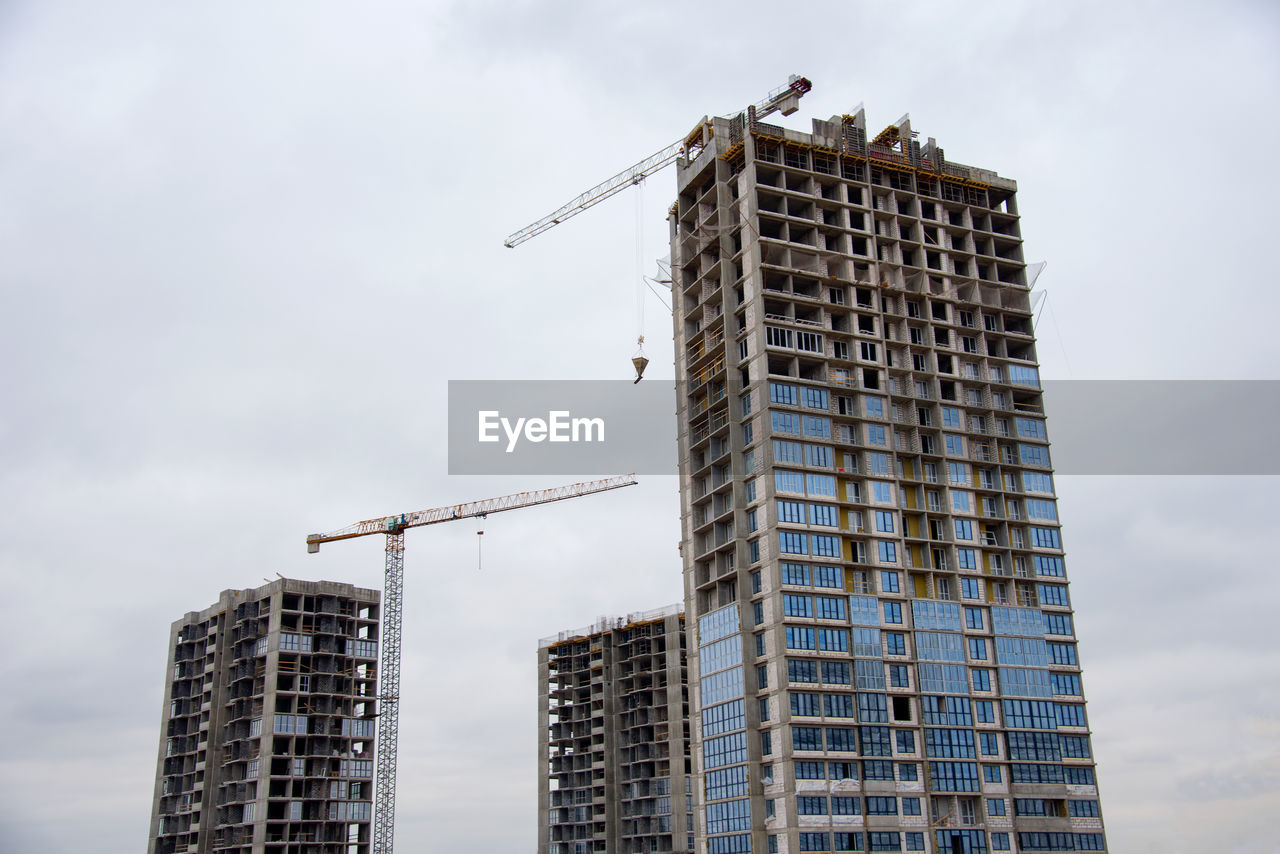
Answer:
[147,578,381,854]
[670,106,1106,854]
[537,605,693,854]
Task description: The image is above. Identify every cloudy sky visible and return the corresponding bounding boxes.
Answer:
[1,2,1278,852]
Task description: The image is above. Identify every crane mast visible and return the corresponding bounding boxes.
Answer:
[305,474,639,854]
[503,75,811,248]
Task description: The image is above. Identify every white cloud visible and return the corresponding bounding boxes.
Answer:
[1,1,1278,851]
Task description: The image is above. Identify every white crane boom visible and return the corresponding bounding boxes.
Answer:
[305,474,639,854]
[503,75,812,248]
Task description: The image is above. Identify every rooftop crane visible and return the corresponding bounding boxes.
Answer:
[305,474,640,854]
[503,74,812,249]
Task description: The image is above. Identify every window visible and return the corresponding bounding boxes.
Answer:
[954,519,973,540]
[774,441,804,465]
[808,501,839,527]
[782,562,811,586]
[1045,613,1074,636]
[769,382,797,405]
[863,760,895,780]
[780,531,808,555]
[831,796,860,816]
[827,727,858,752]
[961,578,981,600]
[812,535,841,558]
[786,626,816,650]
[885,632,906,655]
[1020,444,1051,466]
[869,832,901,852]
[866,796,897,815]
[964,607,984,630]
[804,416,831,438]
[878,541,897,563]
[795,760,825,779]
[968,637,987,660]
[896,731,916,753]
[776,470,805,494]
[806,444,833,468]
[799,833,830,853]
[1038,583,1069,607]
[823,660,851,684]
[788,659,819,683]
[974,700,995,723]
[884,603,903,625]
[1052,673,1083,696]
[802,387,829,410]
[881,570,900,593]
[798,796,827,815]
[1030,527,1061,549]
[808,474,838,496]
[1056,704,1087,727]
[791,692,821,717]
[817,628,848,652]
[783,594,812,618]
[815,566,843,588]
[929,761,981,792]
[816,596,845,620]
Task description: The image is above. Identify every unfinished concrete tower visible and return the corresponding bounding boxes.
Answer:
[147,578,381,854]
[538,605,693,854]
[670,107,1106,854]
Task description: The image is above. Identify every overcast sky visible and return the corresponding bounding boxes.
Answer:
[1,2,1278,852]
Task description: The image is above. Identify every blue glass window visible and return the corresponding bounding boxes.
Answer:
[783,594,812,618]
[776,470,805,494]
[786,626,816,650]
[780,531,808,554]
[778,499,806,524]
[885,632,906,656]
[801,387,828,410]
[769,382,797,405]
[812,535,841,558]
[1020,444,1051,466]
[781,562,811,585]
[814,566,843,588]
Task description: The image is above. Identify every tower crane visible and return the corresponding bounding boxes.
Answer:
[305,474,639,854]
[503,74,812,249]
